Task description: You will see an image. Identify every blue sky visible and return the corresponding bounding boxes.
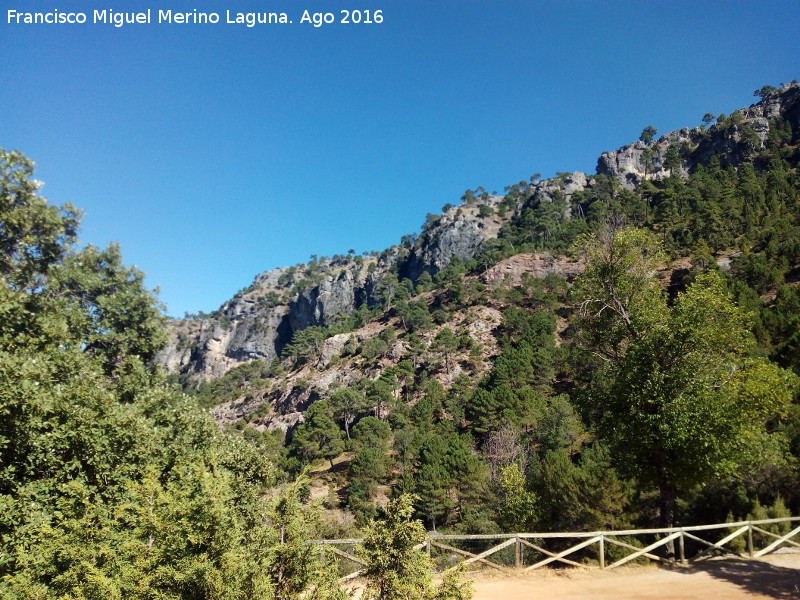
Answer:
[4,0,799,316]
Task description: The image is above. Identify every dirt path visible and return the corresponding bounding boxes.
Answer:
[469,552,800,600]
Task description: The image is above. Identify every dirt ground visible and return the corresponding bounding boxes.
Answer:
[468,551,800,600]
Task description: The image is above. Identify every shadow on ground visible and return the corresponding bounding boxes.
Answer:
[687,558,800,599]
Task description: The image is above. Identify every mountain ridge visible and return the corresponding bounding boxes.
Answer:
[157,82,800,385]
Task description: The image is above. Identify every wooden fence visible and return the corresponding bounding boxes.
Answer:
[313,516,800,580]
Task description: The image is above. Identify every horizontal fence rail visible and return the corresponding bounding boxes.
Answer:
[313,517,800,580]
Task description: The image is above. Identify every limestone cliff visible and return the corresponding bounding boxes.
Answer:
[157,259,382,381]
[399,200,504,281]
[597,82,800,189]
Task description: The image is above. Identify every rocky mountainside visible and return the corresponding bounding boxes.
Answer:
[157,82,800,384]
[153,81,800,540]
[206,251,583,432]
[598,83,800,188]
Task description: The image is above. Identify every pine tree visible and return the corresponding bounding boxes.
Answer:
[358,495,472,600]
[289,400,345,468]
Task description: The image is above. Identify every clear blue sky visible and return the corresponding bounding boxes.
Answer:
[4,0,799,316]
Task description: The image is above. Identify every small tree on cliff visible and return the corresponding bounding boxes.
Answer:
[754,84,777,99]
[640,125,658,145]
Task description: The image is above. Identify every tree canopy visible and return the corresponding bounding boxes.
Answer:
[573,226,798,531]
[0,149,347,599]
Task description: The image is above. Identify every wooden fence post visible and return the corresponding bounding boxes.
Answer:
[748,522,754,557]
[599,535,605,570]
[678,531,685,564]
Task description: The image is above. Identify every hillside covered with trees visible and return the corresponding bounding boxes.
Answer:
[165,83,800,539]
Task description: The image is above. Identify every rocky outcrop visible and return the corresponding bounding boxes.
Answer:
[399,172,591,281]
[529,171,588,219]
[482,253,584,286]
[290,266,376,331]
[156,260,382,381]
[158,304,292,380]
[598,82,800,189]
[400,202,503,280]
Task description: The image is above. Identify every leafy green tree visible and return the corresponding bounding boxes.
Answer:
[573,227,667,359]
[365,378,396,420]
[384,360,416,405]
[664,146,681,174]
[266,475,349,600]
[329,387,368,440]
[411,432,487,529]
[770,285,800,375]
[362,337,389,361]
[407,300,434,332]
[358,495,472,600]
[282,326,328,366]
[348,446,393,522]
[416,270,433,292]
[352,415,392,450]
[495,463,538,532]
[0,150,80,290]
[573,227,797,537]
[377,272,400,310]
[532,394,585,453]
[532,445,632,533]
[0,148,324,598]
[431,327,458,375]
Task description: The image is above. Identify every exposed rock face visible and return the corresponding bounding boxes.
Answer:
[482,253,584,286]
[598,82,800,189]
[290,266,375,330]
[597,141,660,189]
[318,333,351,367]
[399,174,589,281]
[156,260,381,381]
[157,303,294,381]
[400,202,503,281]
[529,171,588,219]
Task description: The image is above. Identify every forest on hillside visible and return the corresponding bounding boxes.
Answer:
[189,95,800,540]
[3,86,800,598]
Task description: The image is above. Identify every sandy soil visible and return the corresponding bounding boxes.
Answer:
[468,551,800,600]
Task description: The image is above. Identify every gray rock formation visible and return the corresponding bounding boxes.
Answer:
[156,260,381,381]
[598,82,800,189]
[529,171,588,219]
[290,266,375,331]
[400,201,503,281]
